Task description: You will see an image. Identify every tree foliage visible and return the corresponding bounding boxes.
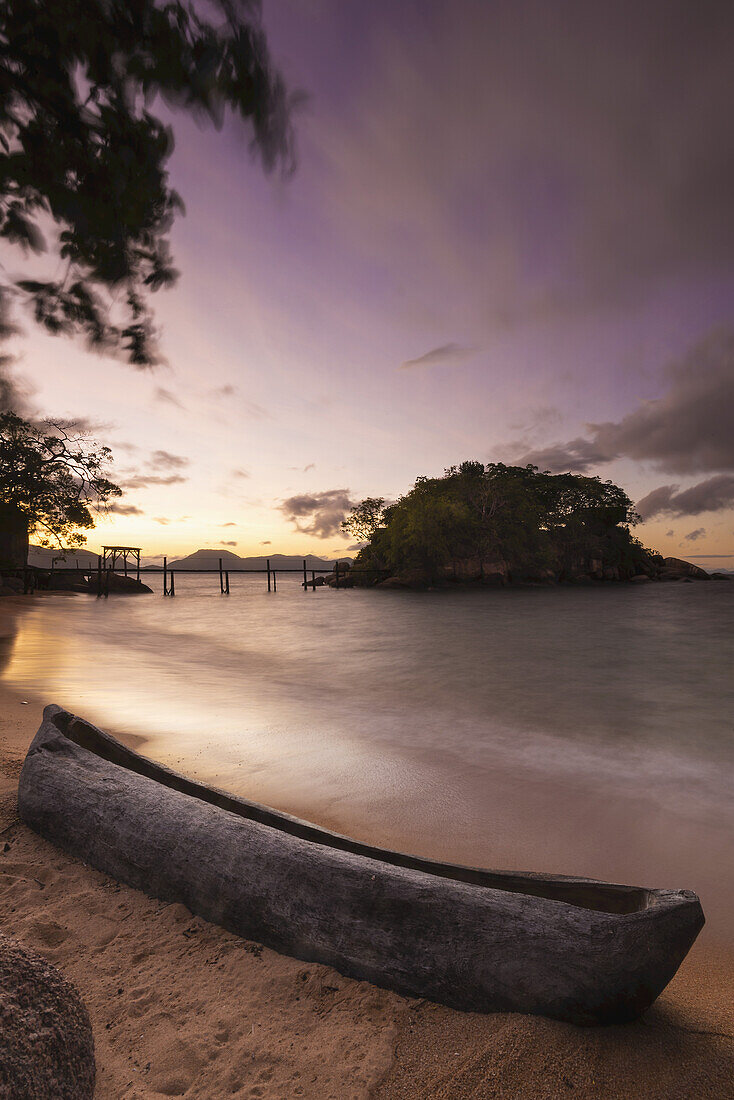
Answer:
[0,0,296,366]
[0,410,121,548]
[346,461,651,582]
[341,496,386,543]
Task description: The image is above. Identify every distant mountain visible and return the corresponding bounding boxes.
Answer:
[166,549,352,571]
[28,544,100,569]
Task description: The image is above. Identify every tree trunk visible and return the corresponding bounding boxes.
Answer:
[0,506,29,570]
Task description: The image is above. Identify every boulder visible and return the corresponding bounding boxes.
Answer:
[711,572,731,580]
[661,557,710,580]
[85,573,153,595]
[0,931,95,1099]
[588,558,603,579]
[452,556,483,582]
[0,576,23,593]
[629,574,652,583]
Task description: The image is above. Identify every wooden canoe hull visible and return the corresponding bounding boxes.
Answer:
[18,706,704,1025]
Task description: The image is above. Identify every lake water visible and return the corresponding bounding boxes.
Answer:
[2,577,733,942]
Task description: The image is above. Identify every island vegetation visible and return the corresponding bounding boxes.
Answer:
[342,461,663,587]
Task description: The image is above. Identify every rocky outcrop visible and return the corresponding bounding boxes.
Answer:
[660,557,710,580]
[0,931,95,1099]
[83,572,153,595]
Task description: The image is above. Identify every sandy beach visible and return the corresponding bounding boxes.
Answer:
[1,610,733,1098]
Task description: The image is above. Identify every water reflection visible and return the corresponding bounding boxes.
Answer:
[2,579,733,941]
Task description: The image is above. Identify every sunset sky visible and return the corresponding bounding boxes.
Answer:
[5,0,734,568]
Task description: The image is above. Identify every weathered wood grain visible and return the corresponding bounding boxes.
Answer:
[18,706,704,1025]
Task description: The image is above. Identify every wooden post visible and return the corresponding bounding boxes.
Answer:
[170,570,175,597]
[267,559,271,592]
[123,553,128,577]
[272,570,277,592]
[334,560,340,589]
[136,552,140,583]
[104,567,110,598]
[97,554,102,599]
[163,556,168,597]
[225,571,230,594]
[219,557,224,594]
[311,570,316,589]
[303,558,308,591]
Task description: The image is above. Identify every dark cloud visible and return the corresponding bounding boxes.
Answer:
[107,503,144,516]
[517,436,608,474]
[400,343,476,369]
[683,528,706,542]
[155,387,185,409]
[150,449,189,470]
[231,468,250,479]
[220,540,238,546]
[324,3,734,324]
[636,475,734,521]
[153,517,170,525]
[261,540,271,545]
[280,489,355,538]
[517,330,734,475]
[219,522,237,527]
[210,385,237,398]
[121,474,188,489]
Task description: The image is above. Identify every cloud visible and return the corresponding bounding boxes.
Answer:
[516,330,734,475]
[261,540,271,545]
[155,387,185,409]
[231,468,250,479]
[315,3,734,328]
[666,529,674,537]
[107,503,144,516]
[516,436,609,474]
[121,474,188,489]
[280,488,355,538]
[219,522,237,527]
[210,385,237,398]
[153,517,170,525]
[636,475,734,521]
[150,449,189,470]
[220,540,238,546]
[683,528,706,542]
[400,343,476,369]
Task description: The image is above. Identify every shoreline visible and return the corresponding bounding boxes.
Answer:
[1,612,734,1095]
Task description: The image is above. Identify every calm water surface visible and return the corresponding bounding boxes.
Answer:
[2,578,733,940]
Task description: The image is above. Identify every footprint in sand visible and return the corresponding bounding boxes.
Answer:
[29,919,68,948]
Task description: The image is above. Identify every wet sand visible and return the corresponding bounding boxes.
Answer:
[1,613,733,1096]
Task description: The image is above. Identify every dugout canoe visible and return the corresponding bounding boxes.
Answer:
[18,705,704,1025]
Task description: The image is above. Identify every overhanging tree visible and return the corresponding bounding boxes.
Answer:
[0,411,121,568]
[0,0,296,368]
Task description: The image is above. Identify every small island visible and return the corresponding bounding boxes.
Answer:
[339,462,721,589]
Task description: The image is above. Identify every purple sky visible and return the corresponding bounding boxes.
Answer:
[8,0,734,564]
